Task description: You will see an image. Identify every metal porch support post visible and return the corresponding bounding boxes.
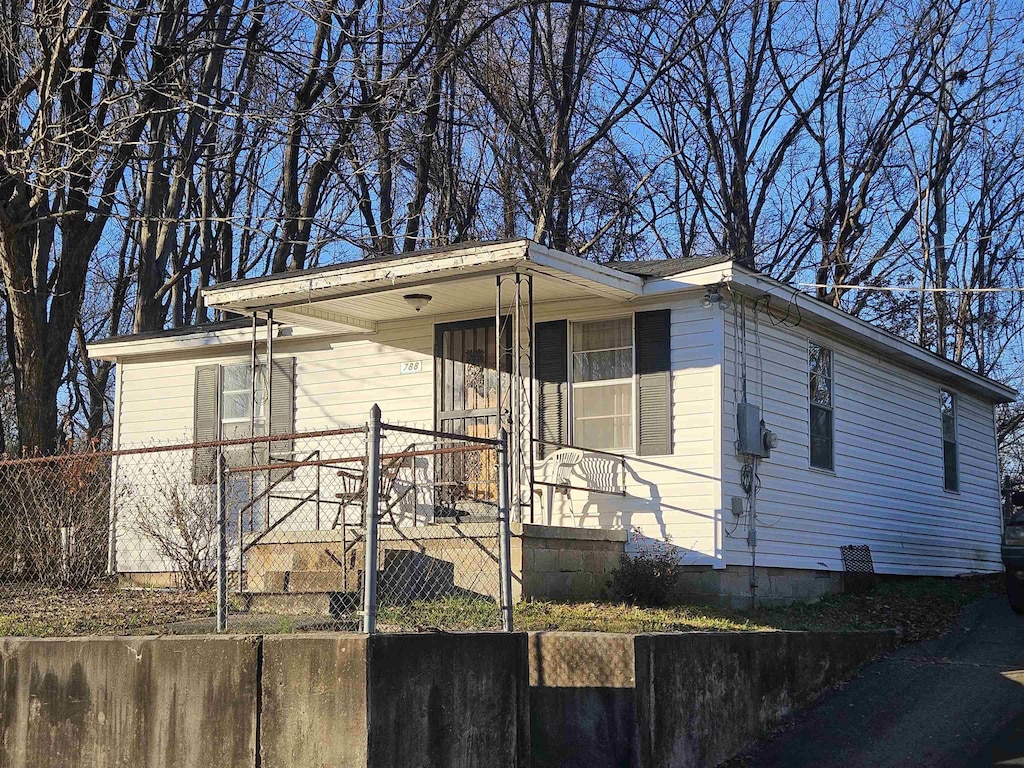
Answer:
[497,427,514,632]
[216,449,228,633]
[242,312,257,593]
[362,404,382,634]
[265,309,274,530]
[495,275,504,434]
[524,272,535,524]
[511,274,521,524]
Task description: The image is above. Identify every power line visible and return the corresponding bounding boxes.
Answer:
[797,283,1024,294]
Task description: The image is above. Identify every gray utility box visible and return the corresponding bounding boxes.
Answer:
[737,401,770,458]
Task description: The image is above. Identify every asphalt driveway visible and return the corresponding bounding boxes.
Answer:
[733,594,1024,767]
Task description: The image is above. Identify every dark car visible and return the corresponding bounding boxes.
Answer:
[1003,514,1024,614]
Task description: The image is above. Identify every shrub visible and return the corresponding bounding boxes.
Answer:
[135,483,219,591]
[1,454,111,588]
[608,533,681,607]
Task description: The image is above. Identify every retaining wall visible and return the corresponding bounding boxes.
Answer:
[529,629,900,768]
[0,628,896,768]
[0,635,259,768]
[0,633,528,768]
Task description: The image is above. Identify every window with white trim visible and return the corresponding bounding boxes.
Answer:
[220,362,267,441]
[941,390,959,492]
[571,317,634,451]
[808,342,834,470]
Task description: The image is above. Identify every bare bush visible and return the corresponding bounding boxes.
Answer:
[0,456,111,588]
[609,531,682,607]
[135,483,219,591]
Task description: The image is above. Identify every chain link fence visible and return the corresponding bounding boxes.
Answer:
[371,418,511,632]
[0,406,513,636]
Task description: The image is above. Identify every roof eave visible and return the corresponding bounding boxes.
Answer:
[201,240,643,315]
[729,266,1017,404]
[87,322,286,362]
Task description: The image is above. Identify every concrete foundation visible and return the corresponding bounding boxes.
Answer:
[119,523,629,606]
[512,524,627,601]
[120,528,855,608]
[675,565,844,608]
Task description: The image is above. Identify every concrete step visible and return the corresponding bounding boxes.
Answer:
[244,591,361,621]
[249,568,361,593]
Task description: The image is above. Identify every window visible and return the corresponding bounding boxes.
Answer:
[571,317,633,451]
[193,358,294,484]
[808,342,834,470]
[941,390,959,492]
[221,363,268,467]
[220,363,267,440]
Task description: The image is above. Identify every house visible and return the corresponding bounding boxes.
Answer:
[88,239,1016,606]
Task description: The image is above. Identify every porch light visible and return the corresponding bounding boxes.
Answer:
[403,293,432,312]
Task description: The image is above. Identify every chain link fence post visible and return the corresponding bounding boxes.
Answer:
[216,449,228,633]
[362,405,382,634]
[497,427,514,632]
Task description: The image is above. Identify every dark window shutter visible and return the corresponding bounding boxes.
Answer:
[269,357,296,482]
[636,309,672,456]
[535,320,568,459]
[193,365,220,484]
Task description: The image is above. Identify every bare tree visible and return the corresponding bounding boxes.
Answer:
[0,0,218,451]
[466,0,705,252]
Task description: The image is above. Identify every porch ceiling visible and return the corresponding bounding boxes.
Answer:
[203,240,643,333]
[264,272,608,333]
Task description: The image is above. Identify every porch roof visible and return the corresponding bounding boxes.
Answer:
[197,240,651,334]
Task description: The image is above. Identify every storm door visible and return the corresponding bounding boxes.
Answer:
[434,318,507,517]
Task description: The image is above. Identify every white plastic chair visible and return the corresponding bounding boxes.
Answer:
[544,447,584,487]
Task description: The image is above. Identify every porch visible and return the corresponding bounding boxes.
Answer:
[199,239,648,528]
[215,413,629,617]
[242,523,627,610]
[194,244,646,615]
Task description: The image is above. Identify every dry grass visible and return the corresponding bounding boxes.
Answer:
[0,581,214,637]
[518,574,1002,643]
[0,573,1001,640]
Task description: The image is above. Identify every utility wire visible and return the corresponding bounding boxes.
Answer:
[797,283,1024,293]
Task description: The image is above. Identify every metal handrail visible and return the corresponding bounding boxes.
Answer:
[531,437,629,462]
[381,421,501,446]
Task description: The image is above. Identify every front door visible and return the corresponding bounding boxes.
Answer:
[435,318,504,516]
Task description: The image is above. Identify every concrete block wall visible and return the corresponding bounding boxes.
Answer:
[512,523,627,601]
[675,566,844,608]
[119,523,627,605]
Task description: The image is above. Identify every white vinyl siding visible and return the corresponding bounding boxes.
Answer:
[110,283,1005,580]
[723,310,1003,576]
[537,296,720,565]
[113,294,723,570]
